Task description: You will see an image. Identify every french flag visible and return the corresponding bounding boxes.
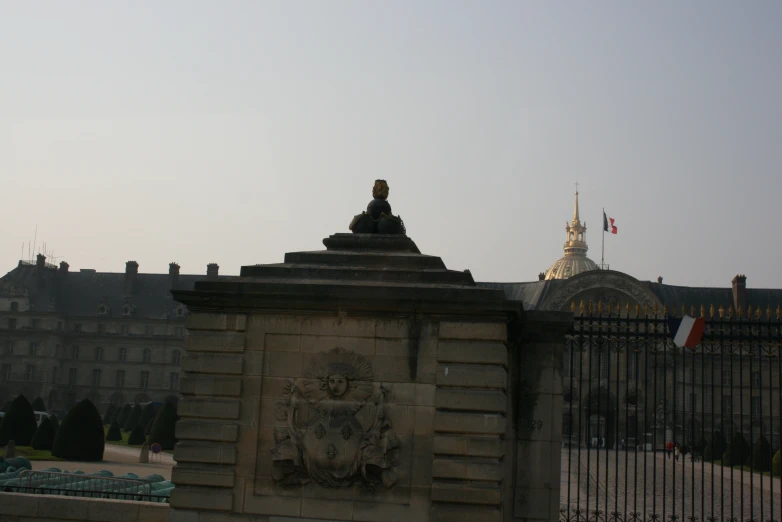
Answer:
[668,315,706,348]
[603,211,617,234]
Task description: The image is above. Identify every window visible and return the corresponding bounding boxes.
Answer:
[0,364,10,382]
[145,326,154,336]
[722,369,731,385]
[751,397,761,416]
[97,324,106,334]
[751,371,760,388]
[118,347,127,361]
[562,413,572,438]
[68,368,77,385]
[116,370,125,388]
[140,371,149,389]
[689,393,697,413]
[91,369,102,387]
[120,324,128,335]
[627,351,639,380]
[169,372,179,391]
[25,365,35,381]
[689,367,696,384]
[29,342,39,356]
[95,346,104,361]
[4,341,13,355]
[10,301,18,312]
[722,395,732,416]
[143,349,151,363]
[31,318,40,329]
[71,346,80,360]
[8,318,17,329]
[73,323,82,332]
[593,350,609,379]
[627,416,638,440]
[172,350,181,365]
[174,327,184,337]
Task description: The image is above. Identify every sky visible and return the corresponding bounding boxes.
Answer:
[1,1,781,288]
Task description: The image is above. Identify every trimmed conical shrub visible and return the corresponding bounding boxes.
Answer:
[722,432,750,466]
[31,417,55,450]
[52,399,105,461]
[703,431,726,461]
[116,404,132,427]
[102,404,117,425]
[124,404,142,432]
[32,397,46,412]
[138,403,157,434]
[772,451,781,478]
[148,401,177,450]
[127,424,146,445]
[751,435,772,471]
[106,421,122,442]
[49,414,59,434]
[0,395,37,446]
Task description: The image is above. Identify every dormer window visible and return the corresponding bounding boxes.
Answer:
[10,302,18,312]
[98,305,108,315]
[175,305,187,318]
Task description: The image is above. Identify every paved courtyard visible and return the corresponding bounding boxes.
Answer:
[560,447,782,522]
[31,444,175,479]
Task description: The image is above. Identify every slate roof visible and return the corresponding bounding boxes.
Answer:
[0,263,215,320]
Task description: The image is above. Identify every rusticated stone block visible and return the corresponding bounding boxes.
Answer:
[180,376,242,397]
[432,457,503,481]
[430,503,501,522]
[35,495,90,520]
[439,321,506,341]
[170,487,233,512]
[187,313,247,332]
[431,481,501,505]
[435,388,506,413]
[432,435,504,458]
[175,442,236,465]
[436,364,506,389]
[175,420,238,442]
[437,341,507,365]
[182,353,243,375]
[185,332,245,352]
[433,411,506,435]
[172,464,236,488]
[178,398,240,420]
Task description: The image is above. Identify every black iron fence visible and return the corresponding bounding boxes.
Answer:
[560,302,781,522]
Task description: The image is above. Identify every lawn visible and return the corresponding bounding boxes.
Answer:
[103,426,142,448]
[12,446,63,461]
[710,459,776,477]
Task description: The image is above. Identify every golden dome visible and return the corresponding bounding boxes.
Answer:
[544,190,599,280]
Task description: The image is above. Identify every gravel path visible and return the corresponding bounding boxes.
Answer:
[560,447,782,522]
[31,444,174,479]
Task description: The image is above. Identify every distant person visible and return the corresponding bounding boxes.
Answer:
[666,441,673,459]
[620,438,625,450]
[674,442,680,462]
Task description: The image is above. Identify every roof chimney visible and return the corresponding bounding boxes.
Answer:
[36,254,46,267]
[732,274,747,312]
[169,262,180,290]
[538,272,545,281]
[207,263,219,278]
[657,276,663,284]
[59,261,69,274]
[125,261,139,294]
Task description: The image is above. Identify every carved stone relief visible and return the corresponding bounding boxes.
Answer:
[271,347,400,489]
[543,271,662,312]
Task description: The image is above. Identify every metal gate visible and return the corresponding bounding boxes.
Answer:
[560,302,781,522]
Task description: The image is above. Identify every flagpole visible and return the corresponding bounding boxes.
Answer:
[601,207,605,269]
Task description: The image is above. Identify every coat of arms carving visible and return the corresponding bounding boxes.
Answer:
[271,347,400,489]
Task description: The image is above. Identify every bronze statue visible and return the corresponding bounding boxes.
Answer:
[349,180,406,234]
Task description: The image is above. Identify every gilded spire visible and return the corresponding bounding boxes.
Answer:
[573,190,580,224]
[543,186,598,280]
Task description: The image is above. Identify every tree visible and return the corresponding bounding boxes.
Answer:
[751,435,772,471]
[127,424,146,445]
[116,404,132,427]
[49,414,59,434]
[102,404,117,425]
[106,421,122,442]
[31,397,46,412]
[147,401,177,450]
[52,399,105,461]
[123,404,142,432]
[31,417,55,450]
[0,395,38,446]
[773,451,781,478]
[703,431,726,461]
[138,403,157,434]
[722,432,750,466]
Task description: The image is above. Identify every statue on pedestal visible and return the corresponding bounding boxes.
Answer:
[349,180,406,234]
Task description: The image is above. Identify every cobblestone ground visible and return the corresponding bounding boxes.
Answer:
[560,448,782,522]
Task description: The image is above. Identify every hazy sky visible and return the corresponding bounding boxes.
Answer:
[2,2,781,288]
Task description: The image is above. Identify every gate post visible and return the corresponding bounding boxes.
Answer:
[505,310,571,522]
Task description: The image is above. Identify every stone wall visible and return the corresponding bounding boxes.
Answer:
[0,493,168,522]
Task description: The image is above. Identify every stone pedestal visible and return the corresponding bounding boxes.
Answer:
[169,233,569,522]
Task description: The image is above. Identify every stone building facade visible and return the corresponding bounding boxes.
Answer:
[0,254,221,413]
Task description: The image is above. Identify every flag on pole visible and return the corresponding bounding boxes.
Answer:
[603,211,617,234]
[668,315,706,348]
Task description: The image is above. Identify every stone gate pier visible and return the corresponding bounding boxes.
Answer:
[170,183,570,522]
